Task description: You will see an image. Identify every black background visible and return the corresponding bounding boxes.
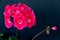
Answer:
[0,0,60,40]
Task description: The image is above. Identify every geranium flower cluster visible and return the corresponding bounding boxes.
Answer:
[4,3,36,30]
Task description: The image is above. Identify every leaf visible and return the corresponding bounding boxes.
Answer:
[0,33,3,37]
[0,37,3,40]
[9,36,17,40]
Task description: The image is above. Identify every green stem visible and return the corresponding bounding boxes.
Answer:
[16,28,18,40]
[32,26,50,40]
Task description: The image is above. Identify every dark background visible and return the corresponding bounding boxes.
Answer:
[0,0,60,40]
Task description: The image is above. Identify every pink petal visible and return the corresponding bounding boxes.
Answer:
[4,16,12,28]
[14,14,27,30]
[52,26,57,31]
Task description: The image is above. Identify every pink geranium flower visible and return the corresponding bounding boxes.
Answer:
[4,3,36,30]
